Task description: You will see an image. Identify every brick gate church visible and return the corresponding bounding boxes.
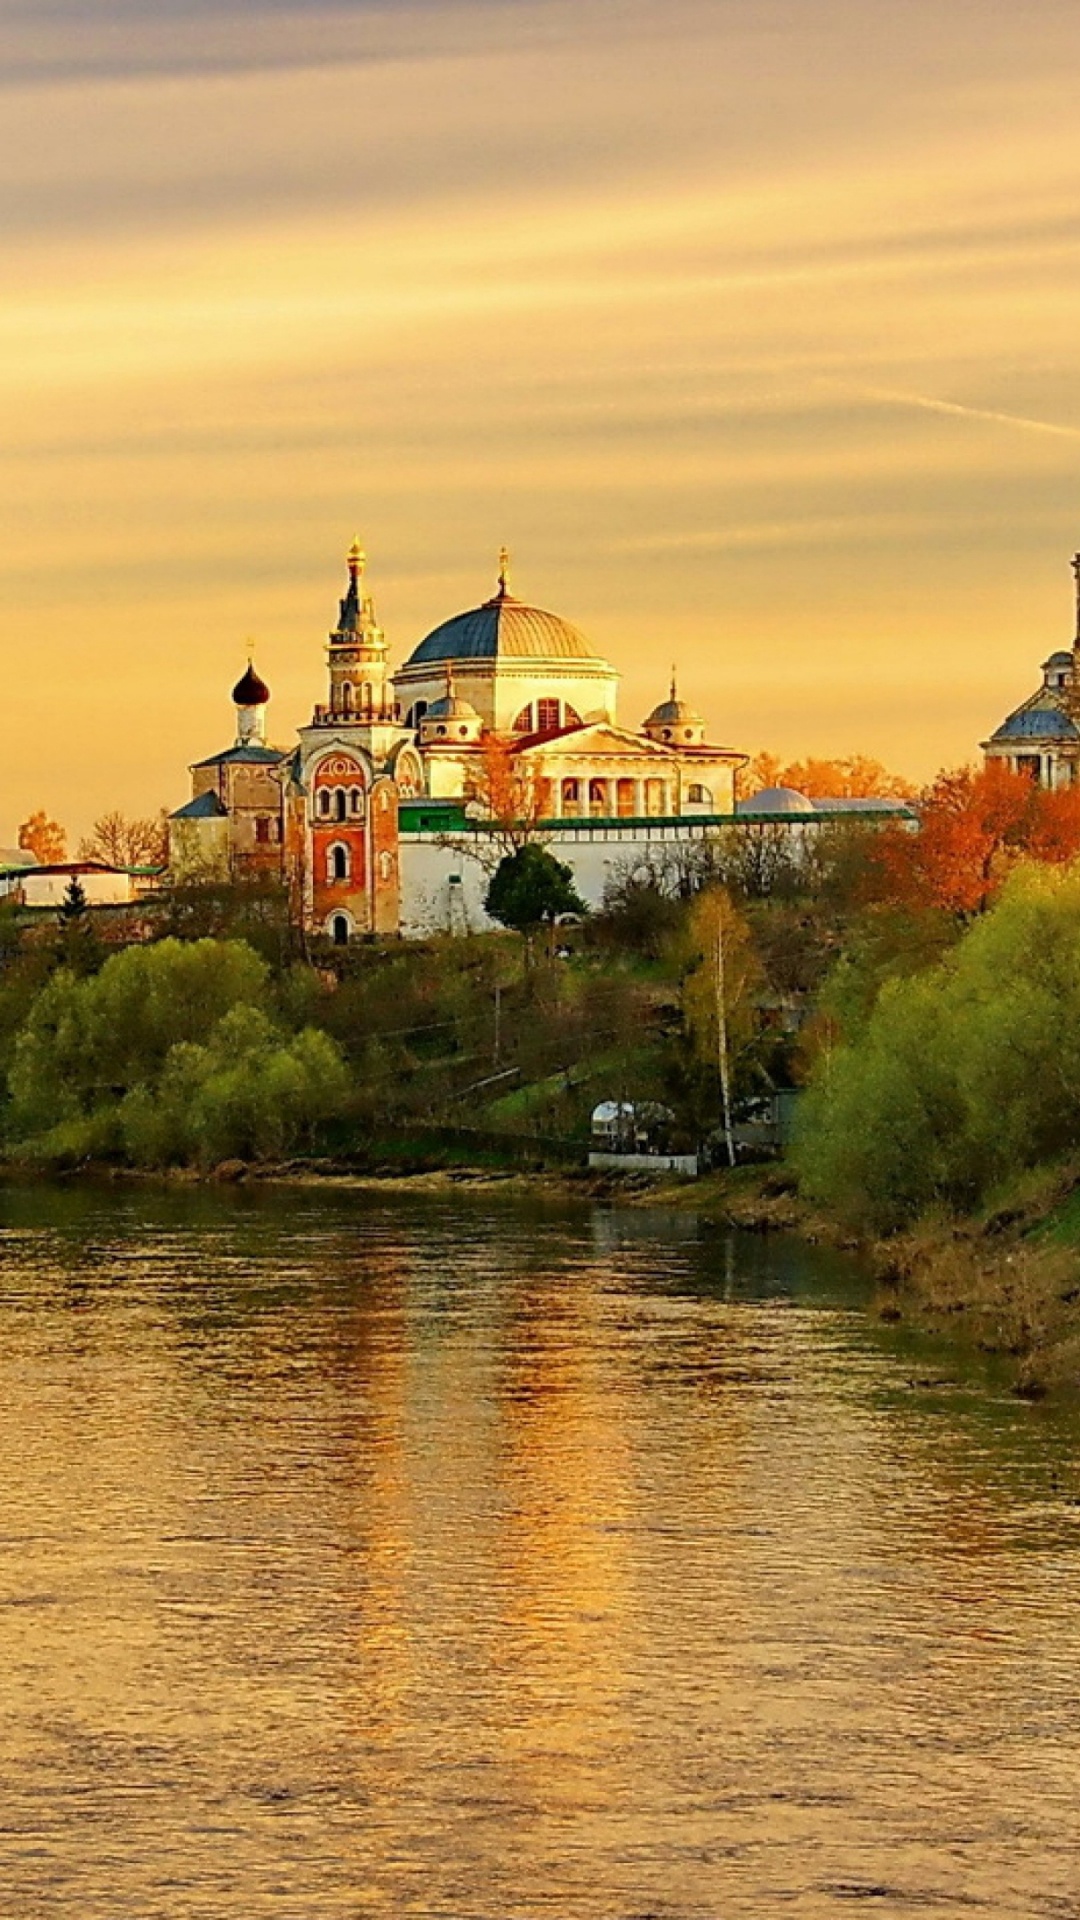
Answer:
[169,541,747,940]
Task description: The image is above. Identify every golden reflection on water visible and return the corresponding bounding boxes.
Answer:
[0,1188,1079,1916]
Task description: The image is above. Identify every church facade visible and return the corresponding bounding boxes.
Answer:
[168,541,748,940]
[983,552,1080,787]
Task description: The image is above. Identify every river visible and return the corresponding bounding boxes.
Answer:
[0,1181,1078,1918]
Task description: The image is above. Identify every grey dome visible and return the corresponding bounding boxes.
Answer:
[645,695,704,728]
[425,690,481,722]
[736,785,816,815]
[994,707,1079,741]
[405,594,604,668]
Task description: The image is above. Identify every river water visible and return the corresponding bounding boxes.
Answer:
[1,1182,1079,1918]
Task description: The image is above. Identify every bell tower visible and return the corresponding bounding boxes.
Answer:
[321,537,396,723]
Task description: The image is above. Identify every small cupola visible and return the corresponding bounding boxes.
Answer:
[420,668,484,746]
[643,670,706,745]
[232,653,270,745]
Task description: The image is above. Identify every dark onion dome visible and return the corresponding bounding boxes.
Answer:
[992,706,1080,740]
[1043,650,1075,668]
[232,662,270,706]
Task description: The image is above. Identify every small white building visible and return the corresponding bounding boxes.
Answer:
[7,862,139,909]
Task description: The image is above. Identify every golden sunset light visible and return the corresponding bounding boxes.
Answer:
[4,0,1080,830]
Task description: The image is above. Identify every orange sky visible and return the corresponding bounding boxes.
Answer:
[5,0,1080,837]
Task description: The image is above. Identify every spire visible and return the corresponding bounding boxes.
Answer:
[670,663,678,704]
[348,535,365,585]
[497,546,511,598]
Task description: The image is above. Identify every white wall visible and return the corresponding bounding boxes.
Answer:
[399,819,722,937]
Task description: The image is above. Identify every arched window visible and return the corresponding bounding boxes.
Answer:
[334,789,347,822]
[350,787,363,816]
[588,778,608,817]
[329,843,350,882]
[513,704,534,733]
[317,789,331,817]
[331,914,350,946]
[687,783,712,807]
[537,697,560,734]
[561,778,581,817]
[341,682,354,714]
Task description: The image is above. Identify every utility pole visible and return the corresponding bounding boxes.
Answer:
[493,981,502,1065]
[714,903,737,1169]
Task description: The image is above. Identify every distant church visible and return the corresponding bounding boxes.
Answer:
[983,553,1080,787]
[169,541,747,940]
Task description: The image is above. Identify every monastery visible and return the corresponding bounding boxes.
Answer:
[169,542,748,938]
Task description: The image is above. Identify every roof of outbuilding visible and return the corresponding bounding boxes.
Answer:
[169,791,229,819]
[190,744,286,769]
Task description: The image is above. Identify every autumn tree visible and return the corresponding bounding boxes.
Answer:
[869,763,1080,919]
[440,735,551,874]
[17,812,66,864]
[78,809,169,869]
[741,752,915,801]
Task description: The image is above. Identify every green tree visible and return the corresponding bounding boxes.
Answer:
[485,845,585,939]
[56,876,101,976]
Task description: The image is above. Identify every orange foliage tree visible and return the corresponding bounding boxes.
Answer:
[454,735,551,870]
[871,764,1080,917]
[17,811,67,863]
[742,752,916,800]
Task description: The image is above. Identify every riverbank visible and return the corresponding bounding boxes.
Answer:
[9,1143,1080,1397]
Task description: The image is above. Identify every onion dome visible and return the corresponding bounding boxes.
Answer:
[736,785,816,815]
[232,662,270,706]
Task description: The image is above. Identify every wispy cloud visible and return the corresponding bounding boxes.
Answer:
[852,385,1080,443]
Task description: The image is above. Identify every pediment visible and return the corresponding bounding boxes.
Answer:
[514,723,672,760]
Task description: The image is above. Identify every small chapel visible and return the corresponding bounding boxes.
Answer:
[168,541,747,940]
[983,552,1080,788]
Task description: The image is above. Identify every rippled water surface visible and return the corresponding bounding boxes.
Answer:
[1,1181,1080,1917]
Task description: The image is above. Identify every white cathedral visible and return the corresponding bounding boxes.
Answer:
[171,540,749,938]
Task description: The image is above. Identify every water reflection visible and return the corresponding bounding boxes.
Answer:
[0,1182,1078,1916]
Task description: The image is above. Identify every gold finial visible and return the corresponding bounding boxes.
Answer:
[497,545,511,596]
[670,663,678,703]
[347,535,365,581]
[445,664,456,700]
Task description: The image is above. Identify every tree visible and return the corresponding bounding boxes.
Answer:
[56,876,100,976]
[79,809,168,869]
[17,812,66,863]
[439,736,551,875]
[677,888,762,1147]
[795,863,1080,1231]
[869,763,1080,918]
[485,845,586,938]
[741,752,915,801]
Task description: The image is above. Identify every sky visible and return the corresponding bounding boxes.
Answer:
[5,0,1080,835]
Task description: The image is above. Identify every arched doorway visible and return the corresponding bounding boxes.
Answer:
[331,914,350,946]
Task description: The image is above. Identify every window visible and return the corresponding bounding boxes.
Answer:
[687,783,712,806]
[341,682,354,713]
[564,704,582,728]
[513,705,534,732]
[350,787,363,815]
[254,817,278,844]
[537,697,560,734]
[588,778,608,817]
[616,778,636,817]
[334,789,347,821]
[561,778,581,817]
[317,789,331,817]
[329,844,350,882]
